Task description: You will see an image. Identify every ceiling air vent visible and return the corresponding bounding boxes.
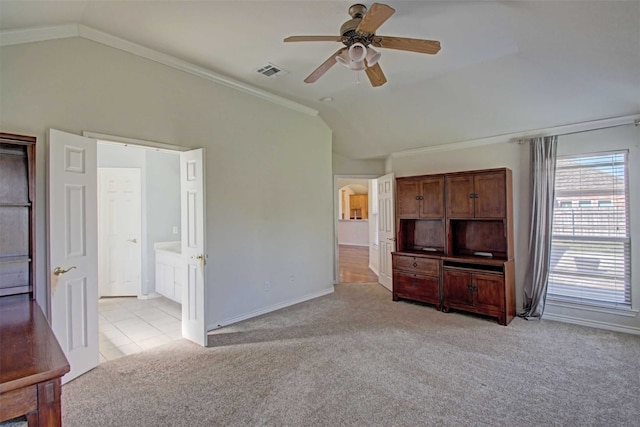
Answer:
[256,63,288,78]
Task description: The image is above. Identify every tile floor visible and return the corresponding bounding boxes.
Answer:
[98,296,182,363]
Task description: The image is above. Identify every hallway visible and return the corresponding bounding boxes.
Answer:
[338,244,379,283]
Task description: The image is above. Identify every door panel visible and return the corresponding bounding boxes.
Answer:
[474,273,504,311]
[396,179,419,219]
[445,175,474,218]
[443,269,473,307]
[419,176,445,218]
[474,172,506,218]
[377,173,395,290]
[98,168,141,297]
[180,149,206,346]
[48,129,98,383]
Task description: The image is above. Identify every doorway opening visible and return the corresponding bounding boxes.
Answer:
[335,176,379,284]
[96,140,183,362]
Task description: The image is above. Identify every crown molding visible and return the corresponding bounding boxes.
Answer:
[0,24,319,117]
[391,113,640,158]
[0,24,79,46]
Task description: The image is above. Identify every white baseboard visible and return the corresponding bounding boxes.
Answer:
[138,292,161,300]
[368,263,379,276]
[543,312,640,335]
[208,286,335,331]
[338,242,368,247]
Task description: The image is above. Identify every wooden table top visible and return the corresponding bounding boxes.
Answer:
[0,294,70,393]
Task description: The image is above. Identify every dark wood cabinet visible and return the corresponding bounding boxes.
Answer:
[446,171,506,219]
[397,175,444,219]
[393,168,515,325]
[392,254,441,310]
[442,263,514,325]
[0,133,36,298]
[0,133,70,426]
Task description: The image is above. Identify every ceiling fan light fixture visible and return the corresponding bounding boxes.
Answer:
[365,46,381,66]
[350,60,366,71]
[336,50,351,68]
[348,42,367,62]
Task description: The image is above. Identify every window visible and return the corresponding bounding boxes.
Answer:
[548,150,631,308]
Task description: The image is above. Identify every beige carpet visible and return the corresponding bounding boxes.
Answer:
[63,283,640,426]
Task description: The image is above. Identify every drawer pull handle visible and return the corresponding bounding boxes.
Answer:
[412,262,418,267]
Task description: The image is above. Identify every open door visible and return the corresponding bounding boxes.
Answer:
[48,129,99,383]
[377,173,395,291]
[180,149,207,346]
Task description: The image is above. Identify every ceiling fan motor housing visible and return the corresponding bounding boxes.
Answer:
[341,4,374,47]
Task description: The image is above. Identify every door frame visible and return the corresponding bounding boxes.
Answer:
[84,132,208,346]
[333,174,379,284]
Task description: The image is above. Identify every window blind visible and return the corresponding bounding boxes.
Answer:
[547,151,631,308]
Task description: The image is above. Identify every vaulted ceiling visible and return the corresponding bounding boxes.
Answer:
[1,1,638,159]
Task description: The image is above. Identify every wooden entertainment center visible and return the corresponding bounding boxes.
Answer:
[392,168,515,325]
[0,133,70,426]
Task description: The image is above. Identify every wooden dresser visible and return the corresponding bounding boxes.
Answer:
[0,133,70,426]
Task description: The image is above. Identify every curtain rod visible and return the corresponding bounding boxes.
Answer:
[512,116,640,144]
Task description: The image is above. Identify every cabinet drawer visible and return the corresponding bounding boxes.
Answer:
[393,255,439,276]
[393,271,440,304]
[0,385,37,421]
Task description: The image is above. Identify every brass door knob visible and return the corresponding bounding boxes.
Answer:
[53,266,76,276]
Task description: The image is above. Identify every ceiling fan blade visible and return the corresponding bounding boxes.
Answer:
[356,3,395,34]
[365,62,387,87]
[372,36,441,54]
[284,35,344,43]
[304,48,346,84]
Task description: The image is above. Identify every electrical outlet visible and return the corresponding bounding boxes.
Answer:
[264,281,271,291]
[289,275,295,283]
[172,226,178,234]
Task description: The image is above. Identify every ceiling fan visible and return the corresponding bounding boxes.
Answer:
[284,3,441,87]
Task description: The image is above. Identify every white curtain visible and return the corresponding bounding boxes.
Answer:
[520,135,558,319]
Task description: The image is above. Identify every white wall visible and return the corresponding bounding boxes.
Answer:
[338,220,369,246]
[333,152,385,176]
[388,124,640,333]
[0,37,333,329]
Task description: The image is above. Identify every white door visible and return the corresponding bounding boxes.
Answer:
[48,129,99,383]
[377,173,395,291]
[98,168,142,297]
[180,149,207,346]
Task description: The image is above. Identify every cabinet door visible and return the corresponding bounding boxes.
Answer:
[155,262,165,296]
[473,272,504,311]
[446,175,474,218]
[419,176,444,218]
[474,172,505,218]
[396,179,421,219]
[393,271,440,306]
[443,269,474,307]
[174,265,185,304]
